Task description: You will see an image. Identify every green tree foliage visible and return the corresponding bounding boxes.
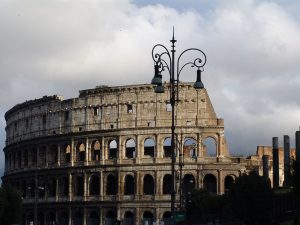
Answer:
[229,171,273,225]
[0,185,22,225]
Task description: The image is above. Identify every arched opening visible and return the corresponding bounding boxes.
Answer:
[144,138,155,157]
[183,138,197,158]
[18,151,21,168]
[163,174,172,194]
[203,174,217,194]
[58,211,68,225]
[47,178,56,197]
[38,180,46,198]
[38,146,47,166]
[46,212,56,225]
[203,137,217,157]
[105,210,116,225]
[92,140,101,161]
[162,211,171,225]
[225,175,235,193]
[74,176,84,197]
[60,177,69,197]
[182,174,195,194]
[73,211,83,225]
[106,174,117,195]
[123,211,134,225]
[77,143,85,162]
[89,174,100,196]
[108,140,118,159]
[23,149,28,167]
[27,212,34,225]
[28,179,35,198]
[125,139,136,159]
[88,211,99,225]
[163,138,172,158]
[48,145,58,165]
[38,212,44,225]
[143,211,154,225]
[124,175,135,195]
[64,144,71,163]
[143,174,154,195]
[21,181,26,198]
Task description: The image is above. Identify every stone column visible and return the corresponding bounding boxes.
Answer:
[68,173,72,201]
[57,145,61,166]
[262,155,269,181]
[71,138,74,167]
[273,137,279,189]
[55,178,59,201]
[218,169,223,195]
[68,207,72,225]
[83,207,87,225]
[283,135,290,187]
[100,171,104,201]
[84,173,87,201]
[85,137,89,165]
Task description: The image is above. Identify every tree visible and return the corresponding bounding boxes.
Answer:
[229,171,273,225]
[0,185,22,225]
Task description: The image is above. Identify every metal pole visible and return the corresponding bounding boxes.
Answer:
[170,32,176,225]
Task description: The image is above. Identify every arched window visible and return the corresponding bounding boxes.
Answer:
[31,148,37,166]
[162,211,171,225]
[23,149,28,167]
[74,176,84,197]
[77,143,85,162]
[203,174,217,193]
[143,174,154,195]
[64,144,71,163]
[163,174,172,194]
[92,140,101,161]
[48,145,58,165]
[163,138,172,158]
[106,174,117,195]
[47,178,56,197]
[89,175,100,196]
[124,175,135,195]
[183,138,197,158]
[89,211,100,225]
[143,211,154,225]
[125,139,136,159]
[225,175,234,193]
[203,137,217,157]
[124,211,134,225]
[38,146,46,166]
[108,140,118,159]
[144,138,155,157]
[182,174,195,194]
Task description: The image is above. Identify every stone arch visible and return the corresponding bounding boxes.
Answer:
[23,149,28,167]
[61,144,71,163]
[124,174,135,195]
[183,138,197,158]
[91,140,101,161]
[108,139,118,159]
[47,178,56,197]
[163,137,172,158]
[73,210,83,225]
[48,145,58,165]
[38,146,47,166]
[59,177,69,197]
[162,211,171,224]
[31,147,37,166]
[73,175,84,197]
[203,137,217,157]
[143,211,154,225]
[203,174,217,193]
[124,211,134,225]
[163,174,172,194]
[89,174,100,196]
[106,174,118,195]
[143,174,155,195]
[105,210,117,225]
[88,210,99,225]
[125,138,136,159]
[76,142,86,162]
[224,175,235,193]
[144,138,155,157]
[182,174,196,194]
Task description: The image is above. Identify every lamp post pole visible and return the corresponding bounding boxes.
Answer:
[151,29,206,225]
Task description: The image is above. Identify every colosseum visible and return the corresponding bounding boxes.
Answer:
[2,82,249,225]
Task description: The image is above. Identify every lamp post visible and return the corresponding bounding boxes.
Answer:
[151,29,206,225]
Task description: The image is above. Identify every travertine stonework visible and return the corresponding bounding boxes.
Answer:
[2,83,246,225]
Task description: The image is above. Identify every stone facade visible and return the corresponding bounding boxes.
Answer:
[2,82,246,225]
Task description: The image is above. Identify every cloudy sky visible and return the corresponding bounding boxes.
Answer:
[1,0,300,177]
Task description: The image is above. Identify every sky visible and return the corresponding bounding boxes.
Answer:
[1,0,300,177]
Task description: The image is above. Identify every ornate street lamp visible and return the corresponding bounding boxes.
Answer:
[151,29,206,225]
